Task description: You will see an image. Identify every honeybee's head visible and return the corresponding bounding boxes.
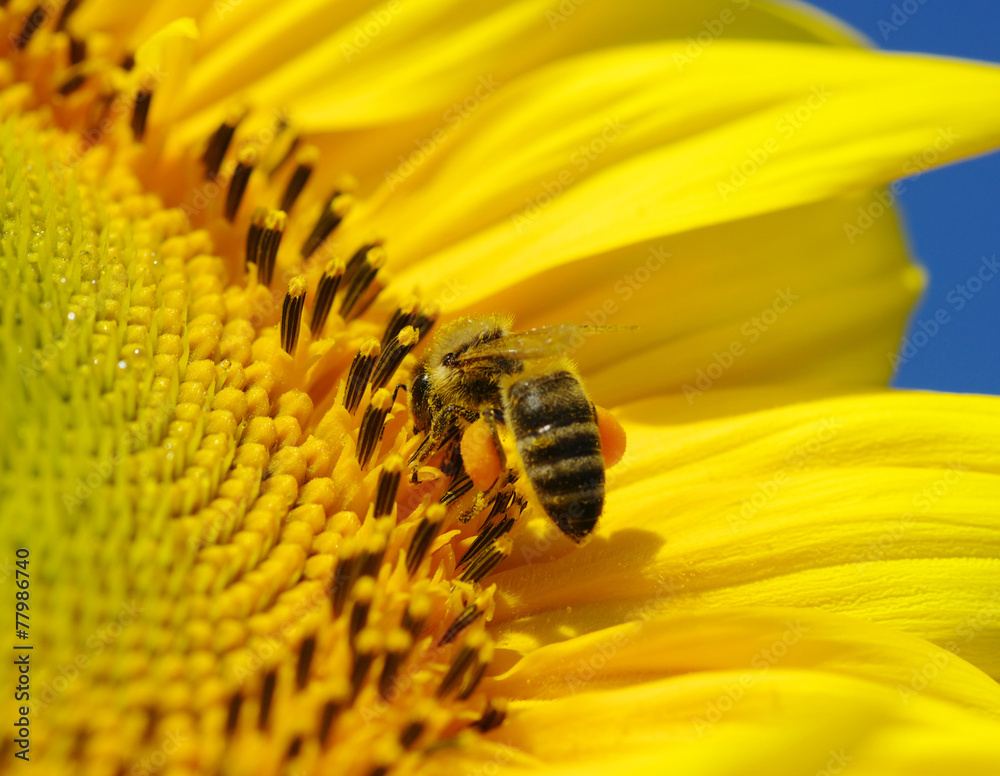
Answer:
[408,360,433,434]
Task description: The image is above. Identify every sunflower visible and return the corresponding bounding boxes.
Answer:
[2,0,1000,774]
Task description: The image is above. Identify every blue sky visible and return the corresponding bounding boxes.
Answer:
[805,0,1000,395]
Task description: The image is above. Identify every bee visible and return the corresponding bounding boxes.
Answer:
[407,314,627,542]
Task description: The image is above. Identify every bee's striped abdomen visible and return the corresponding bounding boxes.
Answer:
[505,370,604,541]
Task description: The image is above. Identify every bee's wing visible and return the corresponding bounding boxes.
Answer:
[453,323,636,366]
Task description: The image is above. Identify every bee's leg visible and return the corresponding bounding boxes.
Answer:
[408,434,434,481]
[444,404,481,425]
[481,408,507,471]
[440,435,464,478]
[408,405,477,482]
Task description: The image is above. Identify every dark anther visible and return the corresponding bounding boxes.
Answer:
[287,737,302,759]
[202,112,242,181]
[381,298,417,348]
[460,537,511,585]
[280,277,307,355]
[225,692,243,736]
[301,192,351,259]
[142,706,159,742]
[245,207,265,271]
[355,385,403,468]
[296,635,316,690]
[370,326,418,393]
[459,510,514,569]
[131,89,153,141]
[256,210,286,286]
[379,629,413,699]
[457,659,489,700]
[473,701,506,733]
[56,0,82,31]
[59,35,88,94]
[330,548,358,618]
[70,729,88,759]
[401,593,430,641]
[343,339,381,414]
[406,505,445,577]
[382,299,437,349]
[438,603,482,647]
[340,246,385,320]
[225,148,256,221]
[15,5,47,51]
[349,629,381,702]
[440,470,473,505]
[357,533,387,582]
[437,643,477,698]
[58,73,87,96]
[280,148,316,212]
[319,699,342,746]
[258,669,276,729]
[310,258,345,336]
[459,517,514,574]
[120,53,135,71]
[400,721,425,749]
[69,36,86,63]
[374,458,402,518]
[348,577,376,640]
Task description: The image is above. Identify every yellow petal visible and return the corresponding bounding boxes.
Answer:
[492,669,1000,775]
[161,0,863,127]
[144,0,867,189]
[322,43,1000,396]
[361,43,1000,297]
[493,390,1000,679]
[487,607,1000,773]
[477,196,919,406]
[493,607,1000,716]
